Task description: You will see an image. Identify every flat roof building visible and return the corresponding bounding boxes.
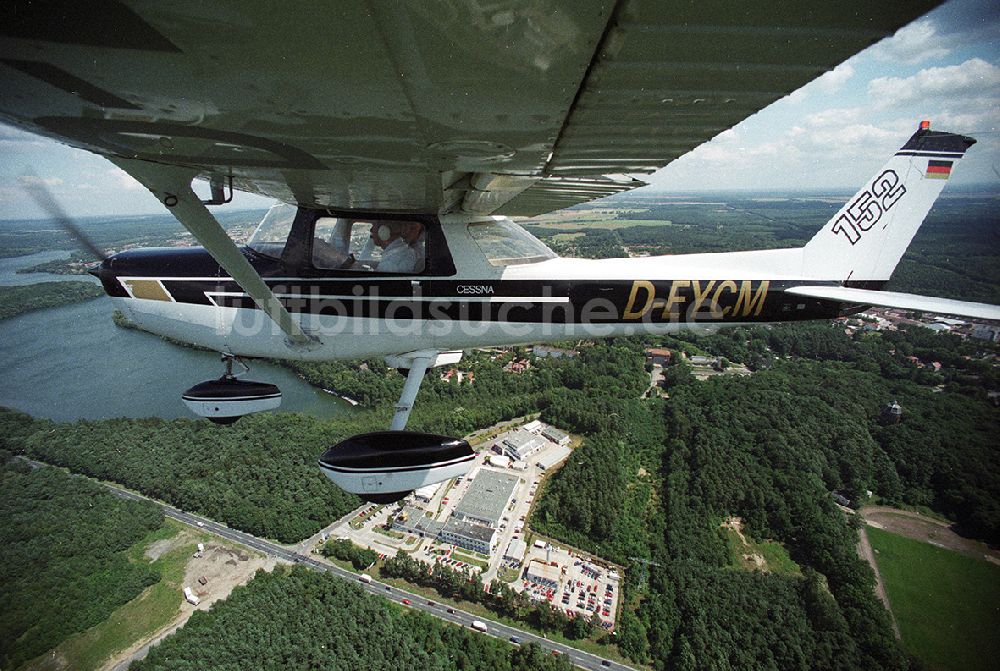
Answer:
[440,518,496,556]
[525,560,561,589]
[536,445,572,470]
[501,429,545,461]
[541,426,570,446]
[504,538,527,563]
[452,469,520,528]
[391,506,443,538]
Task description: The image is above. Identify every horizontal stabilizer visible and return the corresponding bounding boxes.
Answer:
[786,286,1000,321]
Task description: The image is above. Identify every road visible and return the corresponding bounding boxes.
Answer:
[26,459,631,671]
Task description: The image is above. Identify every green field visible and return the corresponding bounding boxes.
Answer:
[868,526,1000,671]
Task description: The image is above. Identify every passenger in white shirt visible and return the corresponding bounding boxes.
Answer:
[371,223,418,273]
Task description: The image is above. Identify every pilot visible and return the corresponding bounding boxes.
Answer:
[371,222,420,273]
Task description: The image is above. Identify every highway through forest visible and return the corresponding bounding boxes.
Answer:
[26,458,633,671]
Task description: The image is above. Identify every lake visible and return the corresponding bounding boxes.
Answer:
[0,252,352,422]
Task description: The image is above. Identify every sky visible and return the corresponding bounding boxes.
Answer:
[0,0,997,218]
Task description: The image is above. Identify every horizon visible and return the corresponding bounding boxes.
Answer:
[1,182,998,225]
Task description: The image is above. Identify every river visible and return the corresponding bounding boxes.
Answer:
[0,251,352,422]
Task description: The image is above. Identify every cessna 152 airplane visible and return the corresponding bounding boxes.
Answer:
[2,1,998,502]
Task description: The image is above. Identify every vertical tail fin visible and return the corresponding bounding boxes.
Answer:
[801,122,976,283]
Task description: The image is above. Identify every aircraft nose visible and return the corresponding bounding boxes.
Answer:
[87,264,101,278]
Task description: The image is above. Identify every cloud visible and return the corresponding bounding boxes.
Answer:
[871,19,950,65]
[869,57,1000,109]
[815,63,855,93]
[786,63,856,103]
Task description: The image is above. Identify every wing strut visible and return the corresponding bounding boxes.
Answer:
[109,158,315,348]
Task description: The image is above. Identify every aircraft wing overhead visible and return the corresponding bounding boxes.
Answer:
[0,1,940,216]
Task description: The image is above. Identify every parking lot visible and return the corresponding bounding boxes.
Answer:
[522,541,621,630]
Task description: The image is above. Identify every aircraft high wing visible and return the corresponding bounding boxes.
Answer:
[2,0,940,216]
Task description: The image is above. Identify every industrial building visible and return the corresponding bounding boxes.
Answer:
[525,559,561,589]
[440,518,497,555]
[501,429,545,462]
[522,419,543,433]
[391,506,443,538]
[452,469,519,528]
[413,482,443,503]
[536,445,572,471]
[541,426,570,446]
[504,538,527,563]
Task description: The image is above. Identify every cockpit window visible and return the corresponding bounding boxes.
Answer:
[468,219,556,266]
[313,217,426,274]
[247,203,296,258]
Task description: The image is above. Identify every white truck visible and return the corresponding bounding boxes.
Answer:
[182,586,200,606]
[358,574,372,584]
[471,620,488,633]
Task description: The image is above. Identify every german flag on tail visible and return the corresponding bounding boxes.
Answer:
[926,159,953,180]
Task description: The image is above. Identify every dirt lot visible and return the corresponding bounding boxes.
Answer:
[861,506,1000,565]
[102,534,278,671]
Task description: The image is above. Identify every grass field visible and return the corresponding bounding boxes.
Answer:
[868,526,1000,671]
[723,526,801,576]
[21,519,203,671]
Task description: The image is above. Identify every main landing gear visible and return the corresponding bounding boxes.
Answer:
[318,350,475,503]
[181,354,282,425]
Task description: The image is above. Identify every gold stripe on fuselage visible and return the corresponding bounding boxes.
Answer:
[123,279,173,302]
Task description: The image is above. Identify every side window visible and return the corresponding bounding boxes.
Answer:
[312,218,426,274]
[468,219,555,266]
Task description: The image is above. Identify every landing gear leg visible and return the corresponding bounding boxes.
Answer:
[390,356,431,431]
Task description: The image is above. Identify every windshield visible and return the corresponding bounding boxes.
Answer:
[468,218,556,266]
[247,204,296,258]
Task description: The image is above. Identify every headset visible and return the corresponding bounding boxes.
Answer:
[374,223,395,243]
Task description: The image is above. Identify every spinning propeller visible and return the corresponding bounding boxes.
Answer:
[21,175,108,262]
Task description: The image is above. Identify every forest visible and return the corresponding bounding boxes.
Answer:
[131,566,573,671]
[0,454,164,670]
[0,280,104,320]
[0,342,651,544]
[4,311,998,667]
[379,551,602,641]
[533,348,999,669]
[3,310,997,668]
[0,409,360,544]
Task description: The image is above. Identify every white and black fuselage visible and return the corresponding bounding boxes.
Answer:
[91,126,982,362]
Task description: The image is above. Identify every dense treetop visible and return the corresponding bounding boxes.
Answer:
[131,566,573,671]
[0,454,163,670]
[0,281,104,320]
